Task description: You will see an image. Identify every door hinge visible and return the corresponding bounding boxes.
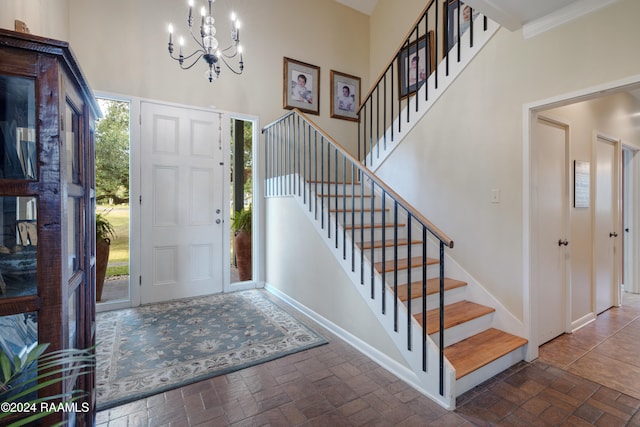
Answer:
[139,276,142,286]
[139,115,142,125]
[139,195,142,204]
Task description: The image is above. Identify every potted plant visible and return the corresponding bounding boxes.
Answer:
[232,205,252,281]
[96,211,116,301]
[0,343,95,426]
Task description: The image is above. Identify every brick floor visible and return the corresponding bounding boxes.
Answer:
[97,292,640,426]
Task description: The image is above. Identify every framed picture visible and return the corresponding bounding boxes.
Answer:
[444,0,479,54]
[397,32,434,99]
[330,70,360,121]
[283,57,320,115]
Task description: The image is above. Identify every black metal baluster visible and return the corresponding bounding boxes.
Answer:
[334,148,339,248]
[342,156,347,257]
[314,131,318,220]
[393,200,398,332]
[391,65,395,143]
[422,226,427,372]
[383,74,387,151]
[351,165,356,272]
[370,179,375,299]
[376,86,380,160]
[381,192,386,314]
[407,214,412,351]
[321,135,325,231]
[360,174,365,285]
[439,240,445,396]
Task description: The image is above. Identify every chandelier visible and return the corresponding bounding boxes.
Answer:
[167,0,244,82]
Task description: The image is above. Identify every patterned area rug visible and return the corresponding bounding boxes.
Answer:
[96,289,327,411]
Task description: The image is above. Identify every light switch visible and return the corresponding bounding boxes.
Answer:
[491,189,500,204]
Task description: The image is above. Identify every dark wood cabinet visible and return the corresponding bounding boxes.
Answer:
[0,29,100,425]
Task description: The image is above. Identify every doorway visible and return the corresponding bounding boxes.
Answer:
[139,102,226,304]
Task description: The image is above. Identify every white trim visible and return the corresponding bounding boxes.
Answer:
[571,312,596,332]
[523,0,621,40]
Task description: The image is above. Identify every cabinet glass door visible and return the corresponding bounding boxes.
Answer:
[0,75,36,180]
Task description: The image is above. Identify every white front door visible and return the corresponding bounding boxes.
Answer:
[534,116,569,345]
[594,134,619,313]
[140,102,226,304]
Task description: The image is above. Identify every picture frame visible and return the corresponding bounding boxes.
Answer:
[283,57,320,115]
[330,70,360,121]
[443,0,479,54]
[574,160,590,208]
[397,32,434,99]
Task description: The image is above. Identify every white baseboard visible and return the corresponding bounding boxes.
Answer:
[264,283,422,389]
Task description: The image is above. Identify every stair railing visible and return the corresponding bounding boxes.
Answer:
[358,0,488,165]
[263,109,454,396]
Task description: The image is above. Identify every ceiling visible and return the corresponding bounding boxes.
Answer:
[336,0,620,34]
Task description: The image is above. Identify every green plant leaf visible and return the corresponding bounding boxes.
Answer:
[0,351,11,383]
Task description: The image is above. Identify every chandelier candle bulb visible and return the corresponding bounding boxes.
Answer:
[188,0,194,26]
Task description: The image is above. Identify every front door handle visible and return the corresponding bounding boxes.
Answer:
[558,239,569,246]
[609,232,618,238]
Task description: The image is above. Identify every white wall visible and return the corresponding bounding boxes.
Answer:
[66,0,369,155]
[265,197,407,365]
[0,0,69,40]
[542,93,640,322]
[368,0,425,84]
[372,0,640,320]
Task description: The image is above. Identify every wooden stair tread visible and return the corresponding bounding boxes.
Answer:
[359,238,422,250]
[414,301,495,335]
[396,278,467,301]
[375,256,438,273]
[444,328,528,379]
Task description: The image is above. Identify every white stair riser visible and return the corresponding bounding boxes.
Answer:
[430,311,495,348]
[345,227,412,243]
[333,210,389,226]
[313,196,378,210]
[404,286,467,315]
[455,347,527,397]
[366,243,429,262]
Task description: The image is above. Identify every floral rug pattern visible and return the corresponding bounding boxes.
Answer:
[96,290,327,410]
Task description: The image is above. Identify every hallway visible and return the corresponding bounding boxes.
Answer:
[96,292,640,426]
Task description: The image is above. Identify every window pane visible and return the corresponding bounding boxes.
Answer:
[0,75,36,180]
[0,196,37,298]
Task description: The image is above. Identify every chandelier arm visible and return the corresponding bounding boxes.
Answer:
[218,55,244,75]
[179,53,206,70]
[188,26,206,50]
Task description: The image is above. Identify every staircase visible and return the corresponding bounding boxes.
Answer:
[319,175,527,400]
[262,1,527,410]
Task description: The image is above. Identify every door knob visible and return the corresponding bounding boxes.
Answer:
[216,209,221,214]
[558,239,569,246]
[609,232,618,238]
[216,219,222,224]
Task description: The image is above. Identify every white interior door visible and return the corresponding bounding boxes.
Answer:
[594,135,619,313]
[622,147,638,294]
[534,116,569,345]
[140,102,226,304]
